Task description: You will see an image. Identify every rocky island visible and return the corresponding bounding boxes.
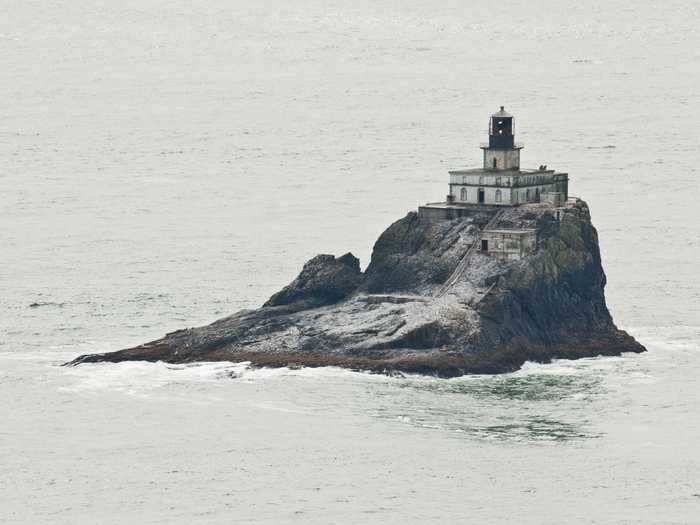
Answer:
[67,108,645,376]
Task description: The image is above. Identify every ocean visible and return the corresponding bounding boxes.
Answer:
[2,1,700,522]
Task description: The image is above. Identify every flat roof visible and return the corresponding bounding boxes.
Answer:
[420,202,505,209]
[483,228,537,234]
[448,167,565,176]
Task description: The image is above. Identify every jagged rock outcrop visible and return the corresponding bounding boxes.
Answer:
[264,253,362,309]
[67,200,645,376]
[362,210,492,294]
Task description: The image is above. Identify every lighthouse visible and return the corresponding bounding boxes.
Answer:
[480,106,523,171]
[419,106,569,219]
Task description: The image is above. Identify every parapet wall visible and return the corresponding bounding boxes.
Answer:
[418,205,475,222]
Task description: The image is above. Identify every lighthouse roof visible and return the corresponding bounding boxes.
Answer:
[492,106,512,118]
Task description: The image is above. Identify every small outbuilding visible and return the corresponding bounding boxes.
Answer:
[480,229,537,261]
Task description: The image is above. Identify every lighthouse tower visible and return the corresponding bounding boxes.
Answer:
[480,106,523,170]
[418,106,569,218]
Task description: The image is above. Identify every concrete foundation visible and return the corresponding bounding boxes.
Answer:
[418,203,498,222]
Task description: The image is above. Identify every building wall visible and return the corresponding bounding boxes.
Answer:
[481,230,536,261]
[446,171,569,206]
[543,192,565,206]
[511,184,557,204]
[450,185,512,205]
[450,173,511,186]
[449,172,561,187]
[483,149,520,170]
[418,205,475,222]
[511,173,560,186]
[451,183,563,205]
[553,175,569,198]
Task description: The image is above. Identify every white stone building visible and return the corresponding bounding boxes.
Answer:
[420,107,568,218]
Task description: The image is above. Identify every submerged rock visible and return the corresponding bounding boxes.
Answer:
[67,200,645,377]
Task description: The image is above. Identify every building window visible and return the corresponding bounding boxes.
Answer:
[496,177,501,186]
[495,189,502,203]
[492,158,497,169]
[526,189,531,201]
[460,187,467,201]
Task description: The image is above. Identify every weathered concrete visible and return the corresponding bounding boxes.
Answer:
[482,148,521,170]
[481,228,536,261]
[447,168,569,206]
[417,203,495,222]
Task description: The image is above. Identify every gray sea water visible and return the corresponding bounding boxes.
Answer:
[2,1,700,523]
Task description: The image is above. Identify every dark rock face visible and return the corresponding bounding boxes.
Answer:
[67,200,646,376]
[264,253,362,309]
[362,210,492,293]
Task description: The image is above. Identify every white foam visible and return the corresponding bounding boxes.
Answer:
[15,325,700,400]
[59,360,250,395]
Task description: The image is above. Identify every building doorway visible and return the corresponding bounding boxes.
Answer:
[481,239,488,251]
[478,188,485,204]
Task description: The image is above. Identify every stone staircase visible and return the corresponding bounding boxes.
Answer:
[435,209,505,297]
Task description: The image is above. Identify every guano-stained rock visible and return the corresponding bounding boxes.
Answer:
[66,200,646,377]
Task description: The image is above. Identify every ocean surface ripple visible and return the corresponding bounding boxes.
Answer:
[2,1,700,523]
